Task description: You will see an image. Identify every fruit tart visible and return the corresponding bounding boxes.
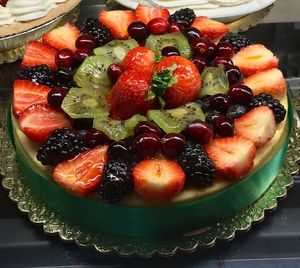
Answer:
[8,5,290,237]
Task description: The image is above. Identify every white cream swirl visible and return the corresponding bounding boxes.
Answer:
[0,0,68,25]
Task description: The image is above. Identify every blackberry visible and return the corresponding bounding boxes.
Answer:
[248,93,286,123]
[169,8,196,28]
[177,141,216,186]
[221,33,252,52]
[99,160,133,203]
[19,65,55,88]
[37,128,85,166]
[80,18,111,46]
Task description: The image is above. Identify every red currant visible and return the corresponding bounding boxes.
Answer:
[84,128,109,148]
[212,56,233,67]
[128,21,149,42]
[107,63,124,84]
[168,22,183,33]
[148,18,169,35]
[210,94,230,113]
[215,116,234,137]
[134,121,162,138]
[76,34,96,50]
[191,38,216,60]
[55,48,74,68]
[184,27,201,43]
[161,46,180,57]
[225,65,242,86]
[191,55,208,73]
[133,133,161,158]
[228,84,253,105]
[74,48,93,66]
[47,86,68,108]
[216,42,235,58]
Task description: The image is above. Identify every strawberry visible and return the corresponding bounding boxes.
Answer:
[133,159,185,203]
[99,10,136,40]
[18,104,72,143]
[122,47,155,74]
[152,56,201,108]
[22,41,57,69]
[232,44,279,77]
[234,106,276,147]
[53,146,108,196]
[191,16,229,42]
[205,136,256,180]
[42,23,80,52]
[108,70,156,120]
[12,80,51,118]
[243,68,286,99]
[135,4,170,24]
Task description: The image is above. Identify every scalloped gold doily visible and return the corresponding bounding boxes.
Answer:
[0,114,299,257]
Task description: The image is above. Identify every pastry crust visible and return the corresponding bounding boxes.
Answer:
[0,0,81,38]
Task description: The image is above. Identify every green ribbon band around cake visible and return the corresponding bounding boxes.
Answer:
[6,99,294,237]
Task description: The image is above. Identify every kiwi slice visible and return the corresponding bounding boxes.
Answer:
[200,66,229,97]
[93,39,139,63]
[145,32,192,59]
[61,87,109,119]
[74,55,113,95]
[147,102,205,133]
[93,114,147,141]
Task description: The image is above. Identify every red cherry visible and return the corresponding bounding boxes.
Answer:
[76,34,96,50]
[168,22,183,33]
[184,27,202,43]
[225,65,242,86]
[161,133,186,158]
[74,48,93,66]
[216,42,235,58]
[107,63,124,84]
[148,18,169,35]
[47,86,68,108]
[161,46,180,57]
[210,94,230,113]
[212,56,233,67]
[184,120,214,144]
[55,48,74,68]
[128,21,149,42]
[134,121,162,138]
[191,38,216,60]
[84,128,109,148]
[228,84,253,105]
[133,133,161,158]
[215,116,234,137]
[191,55,208,73]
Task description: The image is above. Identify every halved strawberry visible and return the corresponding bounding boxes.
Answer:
[234,106,276,147]
[133,159,185,203]
[205,136,256,180]
[243,68,286,99]
[53,145,108,196]
[232,44,279,77]
[18,104,72,143]
[135,4,170,24]
[191,16,229,42]
[122,47,155,74]
[43,23,80,52]
[12,80,51,117]
[99,10,136,40]
[22,41,57,69]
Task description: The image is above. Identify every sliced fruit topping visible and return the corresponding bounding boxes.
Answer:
[205,136,256,180]
[94,39,139,63]
[248,93,286,124]
[43,23,80,52]
[145,32,192,59]
[151,56,201,108]
[133,159,185,203]
[122,47,155,74]
[13,80,51,117]
[108,70,155,120]
[53,145,108,196]
[61,87,109,119]
[135,4,170,24]
[74,55,113,94]
[37,128,86,166]
[235,106,276,147]
[147,102,205,134]
[177,141,216,186]
[200,66,229,97]
[93,114,147,141]
[243,68,286,99]
[191,16,229,42]
[99,10,136,40]
[22,41,57,69]
[18,104,72,143]
[232,44,279,77]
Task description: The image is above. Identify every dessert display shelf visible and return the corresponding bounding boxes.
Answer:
[1,99,299,257]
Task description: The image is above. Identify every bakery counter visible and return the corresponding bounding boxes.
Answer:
[1,1,300,267]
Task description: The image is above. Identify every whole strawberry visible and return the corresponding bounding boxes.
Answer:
[151,56,201,108]
[108,70,156,120]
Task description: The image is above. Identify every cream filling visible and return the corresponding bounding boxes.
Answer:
[12,95,288,207]
[0,0,68,25]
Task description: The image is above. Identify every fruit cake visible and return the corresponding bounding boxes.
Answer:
[8,5,290,236]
